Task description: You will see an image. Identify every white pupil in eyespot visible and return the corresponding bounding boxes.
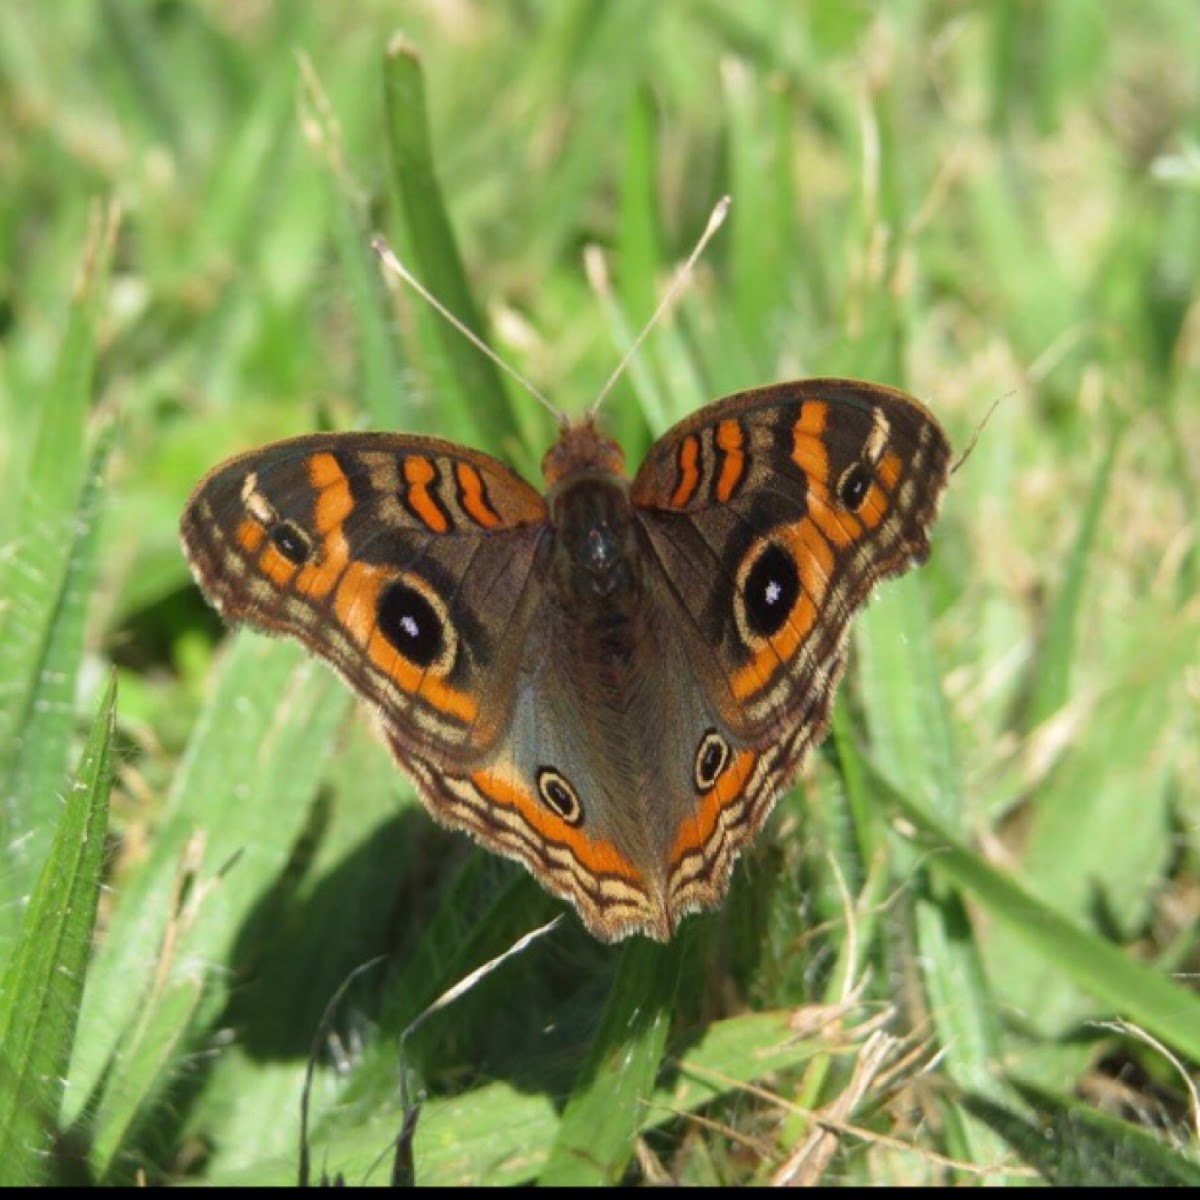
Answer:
[764,580,782,605]
[401,615,420,639]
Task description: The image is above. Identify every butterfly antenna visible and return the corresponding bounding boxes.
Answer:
[588,194,731,418]
[371,237,565,427]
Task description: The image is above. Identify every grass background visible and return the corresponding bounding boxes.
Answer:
[1,0,1199,1185]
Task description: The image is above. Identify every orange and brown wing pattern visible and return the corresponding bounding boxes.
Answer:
[403,746,804,945]
[391,740,664,941]
[181,432,549,762]
[632,379,951,744]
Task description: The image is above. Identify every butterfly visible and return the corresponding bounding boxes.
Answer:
[181,376,950,942]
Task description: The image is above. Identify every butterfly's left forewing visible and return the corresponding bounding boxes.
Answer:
[181,432,549,764]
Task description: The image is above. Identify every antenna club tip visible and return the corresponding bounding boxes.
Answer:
[709,195,732,228]
[370,234,389,257]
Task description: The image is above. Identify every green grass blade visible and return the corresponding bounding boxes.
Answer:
[328,181,408,430]
[617,84,662,329]
[510,3,659,267]
[0,208,115,952]
[194,724,416,1177]
[856,575,1009,1168]
[99,0,189,167]
[539,937,684,1185]
[856,575,961,828]
[0,422,114,928]
[609,81,660,452]
[189,49,305,271]
[90,976,205,1183]
[965,1080,1200,1186]
[989,600,1190,1034]
[0,675,115,1186]
[588,261,672,438]
[725,61,793,362]
[382,35,518,455]
[65,637,349,1165]
[1024,430,1118,728]
[828,699,883,882]
[885,778,1200,1064]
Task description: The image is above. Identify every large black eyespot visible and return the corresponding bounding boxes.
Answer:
[694,730,731,794]
[269,520,312,564]
[537,768,583,826]
[742,542,801,639]
[377,578,444,668]
[837,462,872,511]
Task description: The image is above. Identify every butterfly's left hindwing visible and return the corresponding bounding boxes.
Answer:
[181,432,549,763]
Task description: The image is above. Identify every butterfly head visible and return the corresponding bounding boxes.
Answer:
[541,415,626,488]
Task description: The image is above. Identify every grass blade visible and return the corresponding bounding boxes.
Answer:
[1024,430,1118,728]
[65,637,349,1174]
[297,53,408,432]
[382,34,518,455]
[988,598,1191,1034]
[99,0,189,167]
[885,776,1200,1064]
[0,676,115,1185]
[0,205,116,952]
[856,575,1009,1168]
[964,1080,1200,1186]
[539,937,684,1185]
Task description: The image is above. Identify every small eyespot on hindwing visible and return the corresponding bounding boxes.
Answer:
[537,767,584,825]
